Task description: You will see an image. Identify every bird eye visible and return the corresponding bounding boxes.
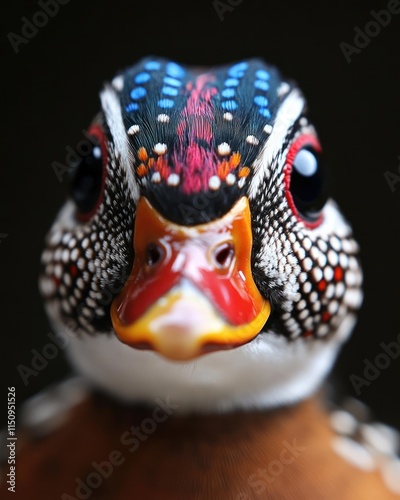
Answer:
[69,125,107,221]
[284,135,327,227]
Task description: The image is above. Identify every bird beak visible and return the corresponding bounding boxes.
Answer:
[110,196,271,360]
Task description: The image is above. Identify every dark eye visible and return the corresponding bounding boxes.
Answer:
[284,135,327,226]
[69,125,107,221]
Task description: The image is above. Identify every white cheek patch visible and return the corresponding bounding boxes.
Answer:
[100,85,139,203]
[249,89,305,199]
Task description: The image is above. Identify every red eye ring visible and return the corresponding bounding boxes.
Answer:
[283,134,324,229]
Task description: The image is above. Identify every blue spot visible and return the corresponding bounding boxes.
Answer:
[125,103,139,112]
[221,100,238,111]
[254,95,269,107]
[255,69,270,81]
[145,60,161,70]
[166,62,185,78]
[228,62,248,78]
[162,86,179,96]
[135,72,151,84]
[221,88,235,98]
[224,78,239,87]
[158,98,175,108]
[254,80,269,91]
[130,87,147,100]
[164,76,181,87]
[259,108,271,118]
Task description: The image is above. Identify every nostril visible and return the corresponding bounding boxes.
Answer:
[145,243,164,267]
[213,243,234,269]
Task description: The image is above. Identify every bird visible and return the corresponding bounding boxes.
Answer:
[5,56,399,499]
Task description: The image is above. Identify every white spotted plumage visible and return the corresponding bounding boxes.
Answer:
[39,58,363,412]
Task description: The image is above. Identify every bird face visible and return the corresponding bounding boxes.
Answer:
[40,58,363,410]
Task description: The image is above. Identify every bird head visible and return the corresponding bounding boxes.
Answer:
[40,57,363,411]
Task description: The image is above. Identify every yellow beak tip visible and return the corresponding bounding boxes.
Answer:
[111,297,271,361]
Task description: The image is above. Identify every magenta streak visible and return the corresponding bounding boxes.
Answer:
[173,74,220,194]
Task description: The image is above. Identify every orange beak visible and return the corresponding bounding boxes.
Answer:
[111,196,271,360]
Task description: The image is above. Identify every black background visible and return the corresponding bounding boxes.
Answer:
[1,0,400,429]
